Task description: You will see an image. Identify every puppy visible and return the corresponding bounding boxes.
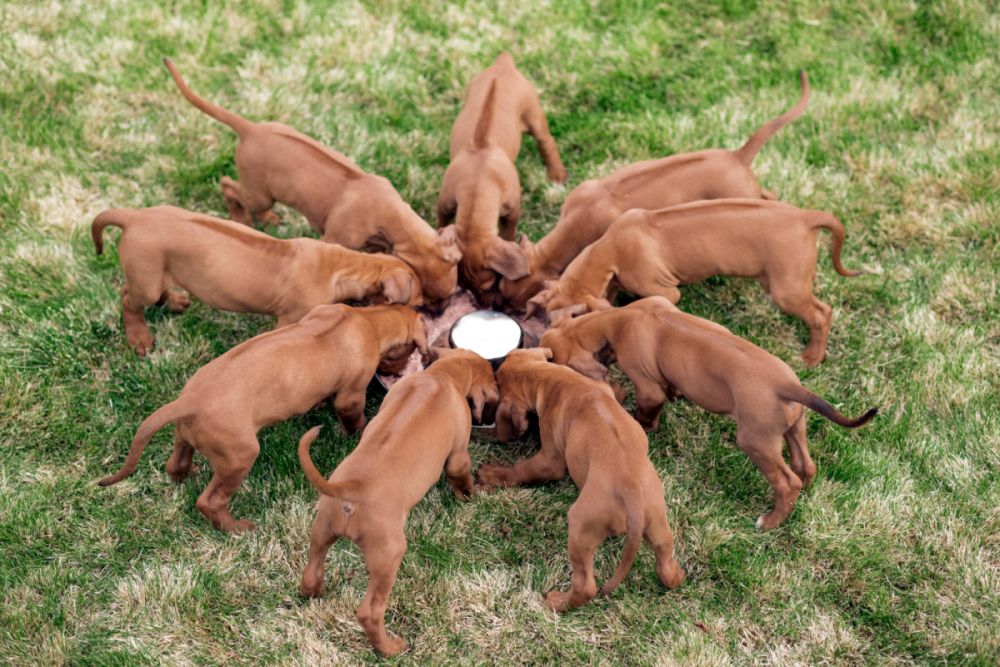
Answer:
[297,348,498,656]
[437,54,566,300]
[477,349,685,612]
[93,206,422,355]
[541,297,878,529]
[500,71,809,311]
[164,58,460,306]
[526,198,862,366]
[97,304,429,533]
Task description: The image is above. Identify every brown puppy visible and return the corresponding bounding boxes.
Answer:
[97,304,428,532]
[526,198,862,366]
[540,297,878,529]
[297,348,499,656]
[437,54,566,300]
[164,58,460,306]
[500,71,809,311]
[93,206,422,356]
[477,349,685,612]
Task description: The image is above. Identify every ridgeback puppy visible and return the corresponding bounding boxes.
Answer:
[526,198,863,366]
[98,304,429,532]
[500,71,809,311]
[92,206,422,356]
[477,349,685,612]
[164,58,460,306]
[297,348,499,656]
[540,297,878,529]
[437,54,567,300]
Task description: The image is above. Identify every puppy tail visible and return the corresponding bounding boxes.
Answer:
[473,78,498,149]
[297,427,361,507]
[97,400,191,486]
[811,212,863,277]
[783,386,878,428]
[91,208,133,255]
[163,57,255,137]
[734,70,809,166]
[599,483,645,597]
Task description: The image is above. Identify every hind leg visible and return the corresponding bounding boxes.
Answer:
[165,433,197,482]
[220,176,278,226]
[121,286,156,356]
[524,102,567,184]
[784,413,816,487]
[644,493,685,589]
[333,386,367,435]
[633,380,667,432]
[194,439,260,532]
[356,527,409,656]
[544,496,603,612]
[769,281,832,367]
[736,426,803,530]
[300,513,342,598]
[444,448,475,499]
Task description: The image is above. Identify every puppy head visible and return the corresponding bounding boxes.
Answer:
[380,266,423,307]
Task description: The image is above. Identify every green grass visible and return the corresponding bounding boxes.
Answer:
[2,0,999,664]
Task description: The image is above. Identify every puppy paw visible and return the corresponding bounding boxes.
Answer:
[257,210,281,226]
[376,635,409,657]
[299,582,324,599]
[476,464,513,487]
[543,590,571,613]
[755,513,783,531]
[227,519,257,533]
[127,333,155,357]
[164,289,191,313]
[548,167,568,185]
[800,348,826,368]
[656,560,686,589]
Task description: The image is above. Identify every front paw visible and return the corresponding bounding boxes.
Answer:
[543,590,571,612]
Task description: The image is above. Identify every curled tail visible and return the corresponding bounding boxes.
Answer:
[599,483,645,596]
[91,208,135,255]
[735,70,810,165]
[782,385,878,428]
[811,212,862,277]
[297,427,361,507]
[98,400,191,486]
[163,57,255,137]
[473,78,498,149]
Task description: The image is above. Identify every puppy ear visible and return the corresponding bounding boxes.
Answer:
[517,233,534,254]
[486,238,530,280]
[567,349,609,382]
[381,269,414,305]
[412,316,430,356]
[494,399,529,442]
[524,289,550,319]
[436,225,462,264]
[549,303,587,326]
[469,380,499,424]
[585,296,614,312]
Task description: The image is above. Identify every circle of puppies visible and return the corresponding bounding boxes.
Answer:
[96,54,878,657]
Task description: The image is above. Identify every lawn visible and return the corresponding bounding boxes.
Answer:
[1,0,998,664]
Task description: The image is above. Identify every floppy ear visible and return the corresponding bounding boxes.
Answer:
[381,269,417,305]
[524,290,550,319]
[495,399,529,442]
[486,238,530,280]
[549,303,587,326]
[468,380,500,424]
[585,296,614,312]
[436,225,462,264]
[427,345,455,364]
[412,317,430,356]
[567,349,609,382]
